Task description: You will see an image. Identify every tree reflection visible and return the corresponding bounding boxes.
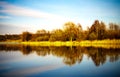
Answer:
[49,46,84,66]
[0,44,120,66]
[86,47,106,66]
[0,44,21,51]
[34,46,50,56]
[21,45,32,55]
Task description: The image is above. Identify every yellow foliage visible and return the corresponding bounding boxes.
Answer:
[1,39,120,48]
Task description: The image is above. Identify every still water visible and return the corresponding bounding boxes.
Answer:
[0,44,120,77]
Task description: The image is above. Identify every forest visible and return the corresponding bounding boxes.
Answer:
[0,20,120,42]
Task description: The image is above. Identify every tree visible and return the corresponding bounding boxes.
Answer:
[0,35,6,41]
[109,23,119,30]
[63,22,82,41]
[49,29,65,41]
[34,29,50,41]
[88,32,97,40]
[77,23,82,31]
[107,23,120,39]
[22,31,32,41]
[36,35,50,41]
[36,29,47,34]
[99,22,106,39]
[88,20,106,40]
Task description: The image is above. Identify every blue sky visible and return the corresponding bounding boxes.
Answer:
[0,0,120,34]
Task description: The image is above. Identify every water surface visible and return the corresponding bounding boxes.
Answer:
[0,44,120,77]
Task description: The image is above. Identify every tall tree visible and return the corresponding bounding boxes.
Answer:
[63,22,82,41]
[109,23,119,30]
[22,31,32,41]
[49,29,65,41]
[88,20,106,40]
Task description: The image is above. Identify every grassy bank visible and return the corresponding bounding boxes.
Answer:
[0,39,120,48]
[21,39,120,48]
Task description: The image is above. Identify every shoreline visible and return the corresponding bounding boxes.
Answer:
[0,39,120,48]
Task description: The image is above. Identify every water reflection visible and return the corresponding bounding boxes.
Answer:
[0,44,120,66]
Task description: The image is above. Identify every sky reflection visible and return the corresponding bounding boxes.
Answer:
[0,45,120,77]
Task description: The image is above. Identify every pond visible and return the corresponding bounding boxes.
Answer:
[0,44,120,77]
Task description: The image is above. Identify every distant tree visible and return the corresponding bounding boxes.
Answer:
[88,20,106,40]
[0,35,6,41]
[22,31,32,41]
[109,23,119,30]
[63,22,82,41]
[49,29,65,41]
[36,29,47,34]
[77,23,85,41]
[77,23,82,31]
[36,35,50,41]
[34,29,50,41]
[1,20,120,42]
[106,23,120,39]
[99,22,106,39]
[1,34,20,41]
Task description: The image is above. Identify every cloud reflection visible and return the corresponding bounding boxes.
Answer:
[2,63,64,77]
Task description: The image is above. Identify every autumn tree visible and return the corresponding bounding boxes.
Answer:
[63,22,82,41]
[106,23,120,39]
[22,31,32,41]
[36,29,47,34]
[0,35,6,41]
[88,20,106,40]
[49,29,65,41]
[109,23,119,30]
[35,29,50,41]
[98,22,106,39]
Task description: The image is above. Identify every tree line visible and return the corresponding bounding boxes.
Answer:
[0,20,120,42]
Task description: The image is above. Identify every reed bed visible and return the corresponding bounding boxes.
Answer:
[20,39,120,48]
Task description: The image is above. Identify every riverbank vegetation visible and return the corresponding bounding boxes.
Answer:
[0,20,120,46]
[21,39,120,48]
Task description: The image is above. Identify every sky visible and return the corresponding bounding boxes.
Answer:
[0,0,120,34]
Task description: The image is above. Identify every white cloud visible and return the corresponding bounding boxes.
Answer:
[0,1,68,33]
[0,1,71,30]
[0,1,64,19]
[0,1,91,34]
